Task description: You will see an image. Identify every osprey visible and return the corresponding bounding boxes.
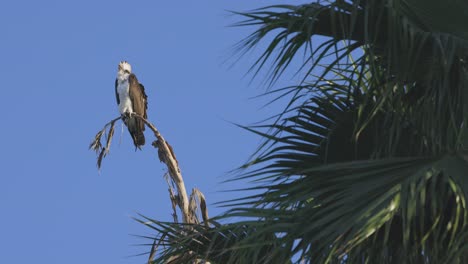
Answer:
[115,61,148,149]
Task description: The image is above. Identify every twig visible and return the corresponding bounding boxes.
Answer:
[89,116,122,169]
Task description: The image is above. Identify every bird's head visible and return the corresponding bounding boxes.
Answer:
[118,61,132,74]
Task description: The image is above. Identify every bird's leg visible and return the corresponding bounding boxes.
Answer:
[123,111,135,118]
[121,111,131,122]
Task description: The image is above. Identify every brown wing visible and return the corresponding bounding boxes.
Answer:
[127,74,148,148]
[128,74,148,120]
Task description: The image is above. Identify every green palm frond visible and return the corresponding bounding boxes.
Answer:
[140,157,468,263]
[139,1,468,263]
[226,153,468,262]
[234,0,468,154]
[136,216,286,264]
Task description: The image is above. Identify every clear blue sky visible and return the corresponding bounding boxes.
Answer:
[0,1,308,263]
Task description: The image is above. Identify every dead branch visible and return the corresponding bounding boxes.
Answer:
[136,116,191,224]
[90,115,211,263]
[90,114,194,223]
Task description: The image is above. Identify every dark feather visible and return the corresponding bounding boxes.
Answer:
[114,79,120,105]
[127,73,148,148]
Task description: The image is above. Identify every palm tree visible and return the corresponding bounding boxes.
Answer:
[142,1,468,263]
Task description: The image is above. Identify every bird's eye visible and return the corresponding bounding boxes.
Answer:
[124,70,130,73]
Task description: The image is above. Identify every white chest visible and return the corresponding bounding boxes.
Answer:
[116,79,133,114]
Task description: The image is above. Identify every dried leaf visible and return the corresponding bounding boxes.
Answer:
[189,192,199,224]
[193,188,209,226]
[89,129,105,152]
[104,121,116,155]
[97,149,105,169]
[90,116,122,170]
[154,140,166,163]
[166,141,179,169]
[165,173,179,223]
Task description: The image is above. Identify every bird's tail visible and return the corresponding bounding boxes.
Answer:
[125,116,145,149]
